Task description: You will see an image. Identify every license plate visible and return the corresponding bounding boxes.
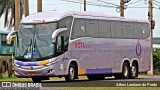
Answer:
[28,73,36,76]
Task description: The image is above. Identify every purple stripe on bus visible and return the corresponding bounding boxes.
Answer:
[86,68,112,74]
[15,61,39,66]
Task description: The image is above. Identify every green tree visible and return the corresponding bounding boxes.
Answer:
[153,49,160,75]
[0,0,23,29]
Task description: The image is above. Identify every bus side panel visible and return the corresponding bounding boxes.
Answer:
[144,51,151,71]
[138,50,145,72]
[80,38,92,74]
[111,41,131,74]
[103,50,115,72]
[145,37,151,72]
[139,38,151,72]
[68,38,92,75]
[54,51,72,76]
[92,38,104,69]
[92,50,104,69]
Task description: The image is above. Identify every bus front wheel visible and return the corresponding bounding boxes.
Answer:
[32,77,42,83]
[65,63,76,81]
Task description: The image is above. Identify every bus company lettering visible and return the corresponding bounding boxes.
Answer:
[75,41,85,48]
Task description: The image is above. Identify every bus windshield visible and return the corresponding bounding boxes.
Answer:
[15,23,57,61]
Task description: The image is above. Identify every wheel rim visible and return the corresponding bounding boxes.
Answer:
[69,67,74,80]
[131,66,136,77]
[123,66,128,77]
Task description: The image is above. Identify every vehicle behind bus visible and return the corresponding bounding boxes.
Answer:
[0,31,13,78]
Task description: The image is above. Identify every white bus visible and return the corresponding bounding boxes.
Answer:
[7,11,151,82]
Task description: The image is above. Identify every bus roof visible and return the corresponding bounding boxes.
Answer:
[21,11,149,23]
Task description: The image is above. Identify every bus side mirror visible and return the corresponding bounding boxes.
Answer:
[52,28,67,43]
[6,31,17,44]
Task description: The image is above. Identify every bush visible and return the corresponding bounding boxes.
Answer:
[153,49,160,75]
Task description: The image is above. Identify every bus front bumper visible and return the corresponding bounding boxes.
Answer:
[14,64,55,77]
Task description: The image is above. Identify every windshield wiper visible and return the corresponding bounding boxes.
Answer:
[22,39,32,58]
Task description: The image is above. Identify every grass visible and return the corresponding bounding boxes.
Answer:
[0,72,31,81]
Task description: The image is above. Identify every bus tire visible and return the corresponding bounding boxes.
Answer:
[130,63,138,79]
[122,62,130,79]
[65,63,76,81]
[115,62,129,79]
[32,77,42,83]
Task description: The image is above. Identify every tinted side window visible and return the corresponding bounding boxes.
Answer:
[98,20,111,38]
[71,18,86,39]
[59,16,73,36]
[122,22,134,38]
[142,23,150,38]
[111,21,122,38]
[133,23,143,39]
[86,19,99,37]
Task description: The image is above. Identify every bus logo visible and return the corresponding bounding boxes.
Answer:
[75,41,85,48]
[136,42,142,57]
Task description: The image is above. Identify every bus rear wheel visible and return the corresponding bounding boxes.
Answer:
[130,63,138,79]
[115,62,129,79]
[65,63,76,81]
[122,62,129,79]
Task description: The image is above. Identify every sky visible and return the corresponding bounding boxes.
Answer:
[0,0,160,37]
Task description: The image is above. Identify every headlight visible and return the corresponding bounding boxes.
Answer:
[14,64,20,67]
[45,59,61,66]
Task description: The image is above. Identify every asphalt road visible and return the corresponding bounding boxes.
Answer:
[40,76,160,87]
[1,76,159,90]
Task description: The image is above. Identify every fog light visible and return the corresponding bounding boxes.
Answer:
[47,69,53,74]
